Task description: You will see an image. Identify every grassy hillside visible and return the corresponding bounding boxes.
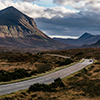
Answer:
[43,48,100,60]
[0,52,73,82]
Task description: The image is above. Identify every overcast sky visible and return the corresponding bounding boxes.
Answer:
[0,0,100,38]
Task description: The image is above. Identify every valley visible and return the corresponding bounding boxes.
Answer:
[54,32,100,47]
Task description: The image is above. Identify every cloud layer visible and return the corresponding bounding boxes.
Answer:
[53,0,100,9]
[0,0,76,19]
[21,0,39,2]
[0,0,100,38]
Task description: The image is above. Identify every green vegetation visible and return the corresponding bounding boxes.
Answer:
[0,52,73,82]
[0,47,100,99]
[0,69,31,82]
[59,59,73,66]
[28,78,65,92]
[65,64,100,98]
[43,48,100,60]
[1,63,100,100]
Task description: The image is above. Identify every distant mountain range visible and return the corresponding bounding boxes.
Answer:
[53,32,100,46]
[82,38,100,48]
[0,6,74,51]
[91,39,100,47]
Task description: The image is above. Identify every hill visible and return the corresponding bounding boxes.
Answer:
[0,6,73,51]
[81,38,100,48]
[54,32,100,46]
[89,39,100,47]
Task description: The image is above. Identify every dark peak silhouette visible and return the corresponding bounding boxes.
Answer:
[93,39,100,45]
[54,32,100,46]
[0,6,24,15]
[86,39,100,48]
[4,6,17,11]
[0,6,38,38]
[79,32,93,39]
[0,6,37,27]
[5,6,15,8]
[84,32,91,35]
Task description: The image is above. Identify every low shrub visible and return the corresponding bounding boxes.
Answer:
[50,78,65,88]
[29,83,53,92]
[30,70,38,75]
[82,68,87,73]
[75,52,83,57]
[0,69,31,82]
[28,78,65,92]
[59,59,73,66]
[36,63,52,73]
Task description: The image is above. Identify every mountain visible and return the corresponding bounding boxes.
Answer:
[0,6,38,38]
[54,32,100,46]
[85,39,100,48]
[0,6,74,51]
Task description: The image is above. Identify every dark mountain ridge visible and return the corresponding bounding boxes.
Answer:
[54,32,100,46]
[83,39,100,48]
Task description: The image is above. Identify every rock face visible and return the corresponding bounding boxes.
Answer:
[0,6,73,51]
[0,6,41,38]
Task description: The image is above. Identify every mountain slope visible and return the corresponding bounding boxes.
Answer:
[0,6,74,51]
[54,32,100,46]
[0,6,41,38]
[86,39,100,48]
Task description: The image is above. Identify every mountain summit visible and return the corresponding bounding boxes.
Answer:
[79,32,92,38]
[0,6,38,38]
[78,32,94,40]
[0,6,73,51]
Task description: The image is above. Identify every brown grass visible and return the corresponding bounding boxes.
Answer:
[0,52,73,72]
[0,62,100,100]
[0,48,100,99]
[44,47,100,60]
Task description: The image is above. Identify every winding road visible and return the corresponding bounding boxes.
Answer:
[0,59,93,96]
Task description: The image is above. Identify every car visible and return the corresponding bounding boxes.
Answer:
[89,59,92,62]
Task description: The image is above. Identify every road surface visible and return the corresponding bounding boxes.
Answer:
[0,59,93,96]
[47,54,71,58]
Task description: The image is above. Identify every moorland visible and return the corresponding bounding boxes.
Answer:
[0,47,100,100]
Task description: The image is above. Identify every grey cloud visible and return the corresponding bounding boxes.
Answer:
[53,0,64,5]
[35,10,100,37]
[53,0,100,11]
[53,0,98,4]
[53,0,81,5]
[2,0,100,37]
[43,8,80,19]
[21,0,39,2]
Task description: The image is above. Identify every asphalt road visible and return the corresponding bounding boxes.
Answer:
[0,59,93,96]
[47,54,71,58]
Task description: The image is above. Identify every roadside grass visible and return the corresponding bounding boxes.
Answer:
[0,89,28,99]
[62,58,93,80]
[63,64,100,98]
[0,60,79,85]
[0,52,76,84]
[0,60,99,100]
